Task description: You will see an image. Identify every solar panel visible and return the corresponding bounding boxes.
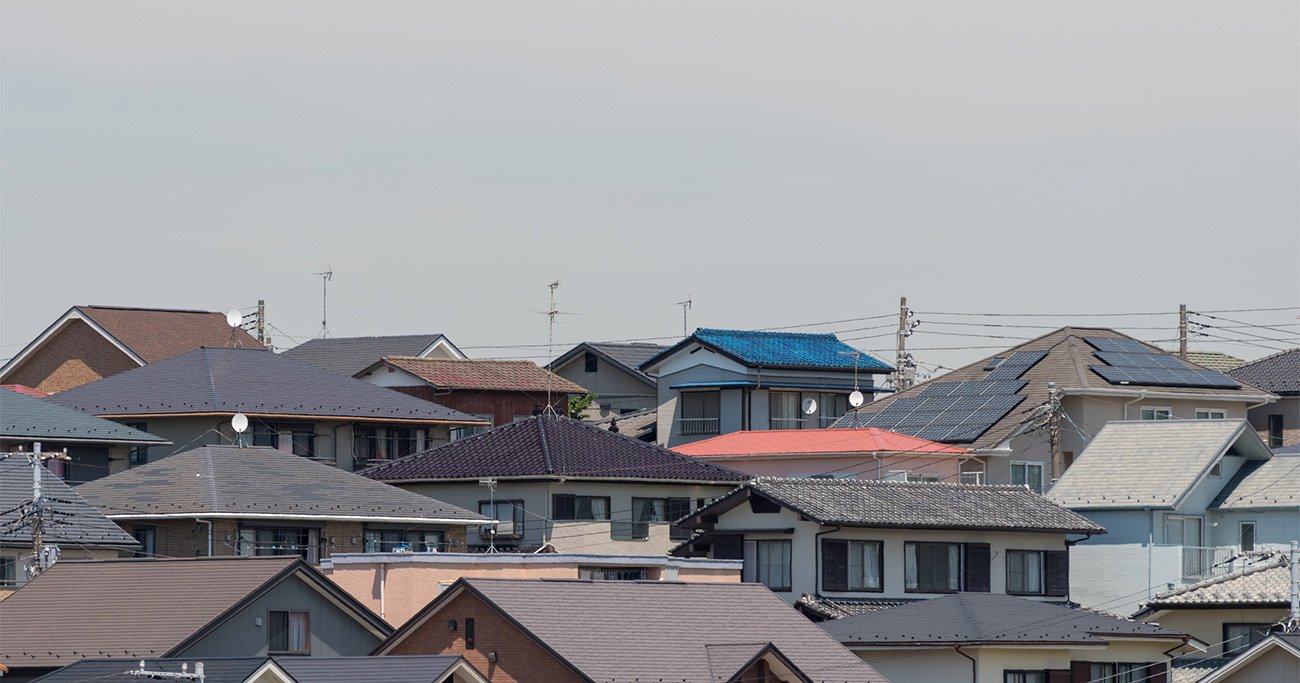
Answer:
[984,350,1048,380]
[835,392,1025,443]
[1083,337,1154,354]
[1089,365,1240,389]
[920,380,1026,397]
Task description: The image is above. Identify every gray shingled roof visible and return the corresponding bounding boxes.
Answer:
[795,595,921,621]
[388,578,887,682]
[75,445,486,524]
[836,327,1273,449]
[1211,453,1300,509]
[687,477,1104,534]
[820,593,1186,646]
[550,341,669,382]
[585,406,657,441]
[361,414,746,484]
[282,334,457,377]
[1046,420,1272,510]
[30,658,267,683]
[48,347,485,425]
[0,456,138,550]
[274,655,471,683]
[1227,348,1300,395]
[1137,556,1292,612]
[1,390,168,445]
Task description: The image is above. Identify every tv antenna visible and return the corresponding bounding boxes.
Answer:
[225,309,247,347]
[676,296,692,337]
[314,267,334,338]
[838,350,867,408]
[478,478,499,552]
[537,281,574,413]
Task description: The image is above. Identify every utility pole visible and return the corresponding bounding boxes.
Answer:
[676,296,693,337]
[1287,539,1298,633]
[1047,381,1063,481]
[894,297,919,392]
[314,268,334,338]
[540,281,573,413]
[256,300,267,347]
[3,443,72,579]
[1178,303,1188,360]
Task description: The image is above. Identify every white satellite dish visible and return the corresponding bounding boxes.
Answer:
[225,309,242,328]
[231,413,249,433]
[802,397,818,415]
[849,390,865,408]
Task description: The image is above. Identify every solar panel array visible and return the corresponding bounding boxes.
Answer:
[985,351,1048,381]
[1083,337,1240,390]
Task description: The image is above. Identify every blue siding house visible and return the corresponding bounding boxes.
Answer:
[639,329,892,447]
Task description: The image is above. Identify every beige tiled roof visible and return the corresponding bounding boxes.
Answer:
[1046,420,1270,509]
[1211,454,1300,509]
[1179,351,1247,372]
[1140,556,1290,609]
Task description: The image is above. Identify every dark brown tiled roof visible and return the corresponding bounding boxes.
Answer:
[1227,348,1300,395]
[377,357,587,394]
[48,347,485,425]
[386,578,887,682]
[361,414,747,483]
[75,445,486,524]
[0,558,303,667]
[77,306,261,363]
[837,327,1273,449]
[684,477,1105,534]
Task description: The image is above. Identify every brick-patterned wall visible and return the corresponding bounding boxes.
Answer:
[4,320,140,393]
[383,589,583,682]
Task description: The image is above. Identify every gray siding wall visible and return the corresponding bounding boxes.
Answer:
[553,355,657,417]
[180,575,381,659]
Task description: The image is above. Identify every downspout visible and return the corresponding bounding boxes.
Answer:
[1122,390,1148,420]
[195,518,213,557]
[813,525,842,597]
[1146,506,1155,601]
[873,453,881,480]
[955,645,977,683]
[379,559,387,621]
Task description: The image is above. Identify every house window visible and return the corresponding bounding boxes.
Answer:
[584,351,598,373]
[252,421,279,448]
[289,426,315,457]
[240,526,319,562]
[1164,515,1203,546]
[1267,415,1284,447]
[1195,408,1226,420]
[578,566,648,580]
[0,557,16,587]
[451,415,494,441]
[818,393,849,428]
[769,392,802,430]
[1239,522,1256,552]
[1010,462,1044,493]
[1223,623,1272,657]
[1004,672,1046,683]
[363,528,445,553]
[478,500,525,539]
[847,540,883,591]
[679,391,721,435]
[1209,461,1222,477]
[126,423,150,466]
[132,526,156,558]
[905,542,960,593]
[631,497,693,540]
[1089,663,1145,682]
[553,494,610,521]
[1140,406,1172,420]
[268,610,310,654]
[464,618,476,650]
[1006,550,1044,595]
[755,540,792,592]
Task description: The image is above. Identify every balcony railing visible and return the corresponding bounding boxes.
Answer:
[1182,545,1235,581]
[678,417,720,436]
[769,417,805,429]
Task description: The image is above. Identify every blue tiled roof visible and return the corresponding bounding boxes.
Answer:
[688,328,892,371]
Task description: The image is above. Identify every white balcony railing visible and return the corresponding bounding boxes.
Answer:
[1182,545,1235,581]
[678,417,720,436]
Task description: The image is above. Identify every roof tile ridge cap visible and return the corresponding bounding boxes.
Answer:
[537,416,555,475]
[1151,557,1284,599]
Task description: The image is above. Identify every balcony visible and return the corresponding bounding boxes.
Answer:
[678,417,720,436]
[1181,545,1235,581]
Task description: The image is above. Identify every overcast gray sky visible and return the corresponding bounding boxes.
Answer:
[3,1,1297,375]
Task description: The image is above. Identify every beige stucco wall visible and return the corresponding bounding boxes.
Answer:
[857,642,1179,683]
[1221,643,1300,680]
[1141,608,1288,657]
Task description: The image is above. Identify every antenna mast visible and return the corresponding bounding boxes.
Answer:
[544,281,562,412]
[314,267,334,338]
[675,296,692,337]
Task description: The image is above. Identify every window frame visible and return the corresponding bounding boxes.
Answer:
[552,494,611,521]
[583,351,599,373]
[1139,406,1173,420]
[125,422,150,466]
[1195,408,1227,420]
[904,541,962,594]
[1003,671,1047,683]
[1006,549,1045,596]
[847,539,884,592]
[578,566,649,580]
[1239,521,1256,552]
[1223,623,1273,657]
[267,609,311,655]
[754,539,793,592]
[363,527,445,553]
[0,556,16,587]
[478,499,525,539]
[132,525,156,558]
[1267,414,1284,448]
[1010,461,1044,493]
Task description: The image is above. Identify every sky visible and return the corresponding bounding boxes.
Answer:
[2,1,1297,377]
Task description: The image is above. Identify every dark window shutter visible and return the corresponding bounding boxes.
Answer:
[742,541,757,583]
[1143,663,1167,683]
[822,539,848,592]
[1048,670,1071,683]
[963,543,991,592]
[1070,661,1089,683]
[1045,550,1070,597]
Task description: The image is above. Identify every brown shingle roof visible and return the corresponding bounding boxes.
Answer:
[76,306,262,363]
[837,327,1273,449]
[377,357,587,394]
[0,557,301,667]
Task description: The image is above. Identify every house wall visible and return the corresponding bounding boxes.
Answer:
[398,480,734,554]
[0,545,120,594]
[1219,643,1300,680]
[1,319,141,393]
[387,386,567,429]
[706,504,1072,604]
[321,554,741,627]
[0,439,128,485]
[1247,396,1300,447]
[1143,608,1288,658]
[687,453,963,481]
[855,642,1175,683]
[551,355,657,417]
[1208,509,1300,551]
[178,574,384,659]
[382,589,583,682]
[117,519,468,561]
[1068,542,1184,614]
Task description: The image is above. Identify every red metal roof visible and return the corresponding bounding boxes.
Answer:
[0,384,49,398]
[673,428,972,458]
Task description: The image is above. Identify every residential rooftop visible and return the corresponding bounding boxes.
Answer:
[0,389,169,445]
[1136,556,1292,614]
[549,341,669,382]
[47,347,486,425]
[673,427,972,458]
[641,328,892,372]
[366,356,587,394]
[360,413,748,483]
[0,456,139,550]
[281,333,463,377]
[1226,347,1300,395]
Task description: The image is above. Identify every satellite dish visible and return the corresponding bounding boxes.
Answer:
[802,397,818,415]
[849,390,865,408]
[231,413,249,433]
[225,309,242,328]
